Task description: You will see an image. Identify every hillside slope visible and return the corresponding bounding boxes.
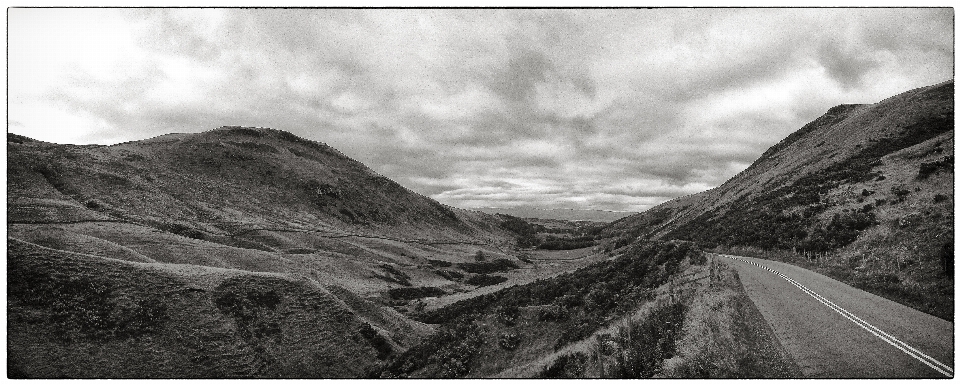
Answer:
[605,80,954,319]
[7,126,528,377]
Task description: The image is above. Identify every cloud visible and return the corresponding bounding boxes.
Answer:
[7,8,954,212]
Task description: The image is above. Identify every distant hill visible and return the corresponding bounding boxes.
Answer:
[605,80,954,319]
[474,206,635,223]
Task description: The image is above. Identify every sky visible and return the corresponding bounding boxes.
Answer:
[7,8,954,213]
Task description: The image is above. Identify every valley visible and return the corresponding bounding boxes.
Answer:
[7,80,954,378]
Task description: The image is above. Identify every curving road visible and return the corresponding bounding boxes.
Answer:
[719,254,954,378]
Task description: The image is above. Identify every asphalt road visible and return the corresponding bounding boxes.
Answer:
[719,254,954,378]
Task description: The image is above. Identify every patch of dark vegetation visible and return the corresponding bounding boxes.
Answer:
[537,235,598,250]
[285,248,315,254]
[538,352,589,378]
[373,241,701,378]
[427,259,452,267]
[8,263,168,342]
[602,301,686,378]
[162,222,207,240]
[213,276,287,341]
[498,214,542,248]
[35,163,81,197]
[387,286,447,301]
[84,199,103,210]
[374,264,412,287]
[356,322,393,359]
[466,274,508,287]
[536,305,569,322]
[375,322,484,378]
[495,305,521,326]
[222,126,268,138]
[498,332,522,351]
[918,156,954,179]
[457,258,519,274]
[434,269,463,281]
[8,133,33,144]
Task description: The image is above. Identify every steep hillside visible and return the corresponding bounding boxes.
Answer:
[8,126,506,242]
[7,126,536,377]
[7,238,432,378]
[605,80,954,319]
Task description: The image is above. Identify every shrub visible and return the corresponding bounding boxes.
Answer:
[164,223,206,240]
[466,274,507,287]
[474,250,486,262]
[538,352,588,378]
[213,282,283,340]
[536,305,569,322]
[606,301,687,378]
[375,264,412,286]
[427,259,452,267]
[457,259,519,274]
[934,194,949,203]
[357,322,393,359]
[434,269,464,281]
[918,156,954,179]
[498,332,522,351]
[891,185,911,202]
[387,286,447,301]
[495,305,521,326]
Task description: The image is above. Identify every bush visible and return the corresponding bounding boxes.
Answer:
[536,305,569,322]
[466,274,507,287]
[538,352,588,378]
[387,286,447,301]
[606,301,687,378]
[375,264,412,286]
[213,280,284,340]
[434,269,464,281]
[934,194,949,203]
[498,332,522,351]
[457,259,519,274]
[918,156,954,179]
[165,223,206,240]
[891,185,911,202]
[428,259,452,267]
[357,322,393,359]
[495,305,521,326]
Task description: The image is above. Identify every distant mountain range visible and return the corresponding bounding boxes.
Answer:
[473,206,636,222]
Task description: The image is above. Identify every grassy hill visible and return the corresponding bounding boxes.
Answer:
[6,127,536,377]
[604,80,954,319]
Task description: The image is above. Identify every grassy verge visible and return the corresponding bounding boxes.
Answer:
[658,258,801,378]
[712,245,952,321]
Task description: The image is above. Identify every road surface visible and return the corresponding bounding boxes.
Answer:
[719,254,953,378]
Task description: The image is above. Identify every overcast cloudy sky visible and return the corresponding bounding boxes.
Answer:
[8,8,954,212]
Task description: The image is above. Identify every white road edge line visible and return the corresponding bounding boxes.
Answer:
[719,254,954,377]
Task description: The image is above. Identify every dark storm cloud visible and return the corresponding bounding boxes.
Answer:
[8,8,954,212]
